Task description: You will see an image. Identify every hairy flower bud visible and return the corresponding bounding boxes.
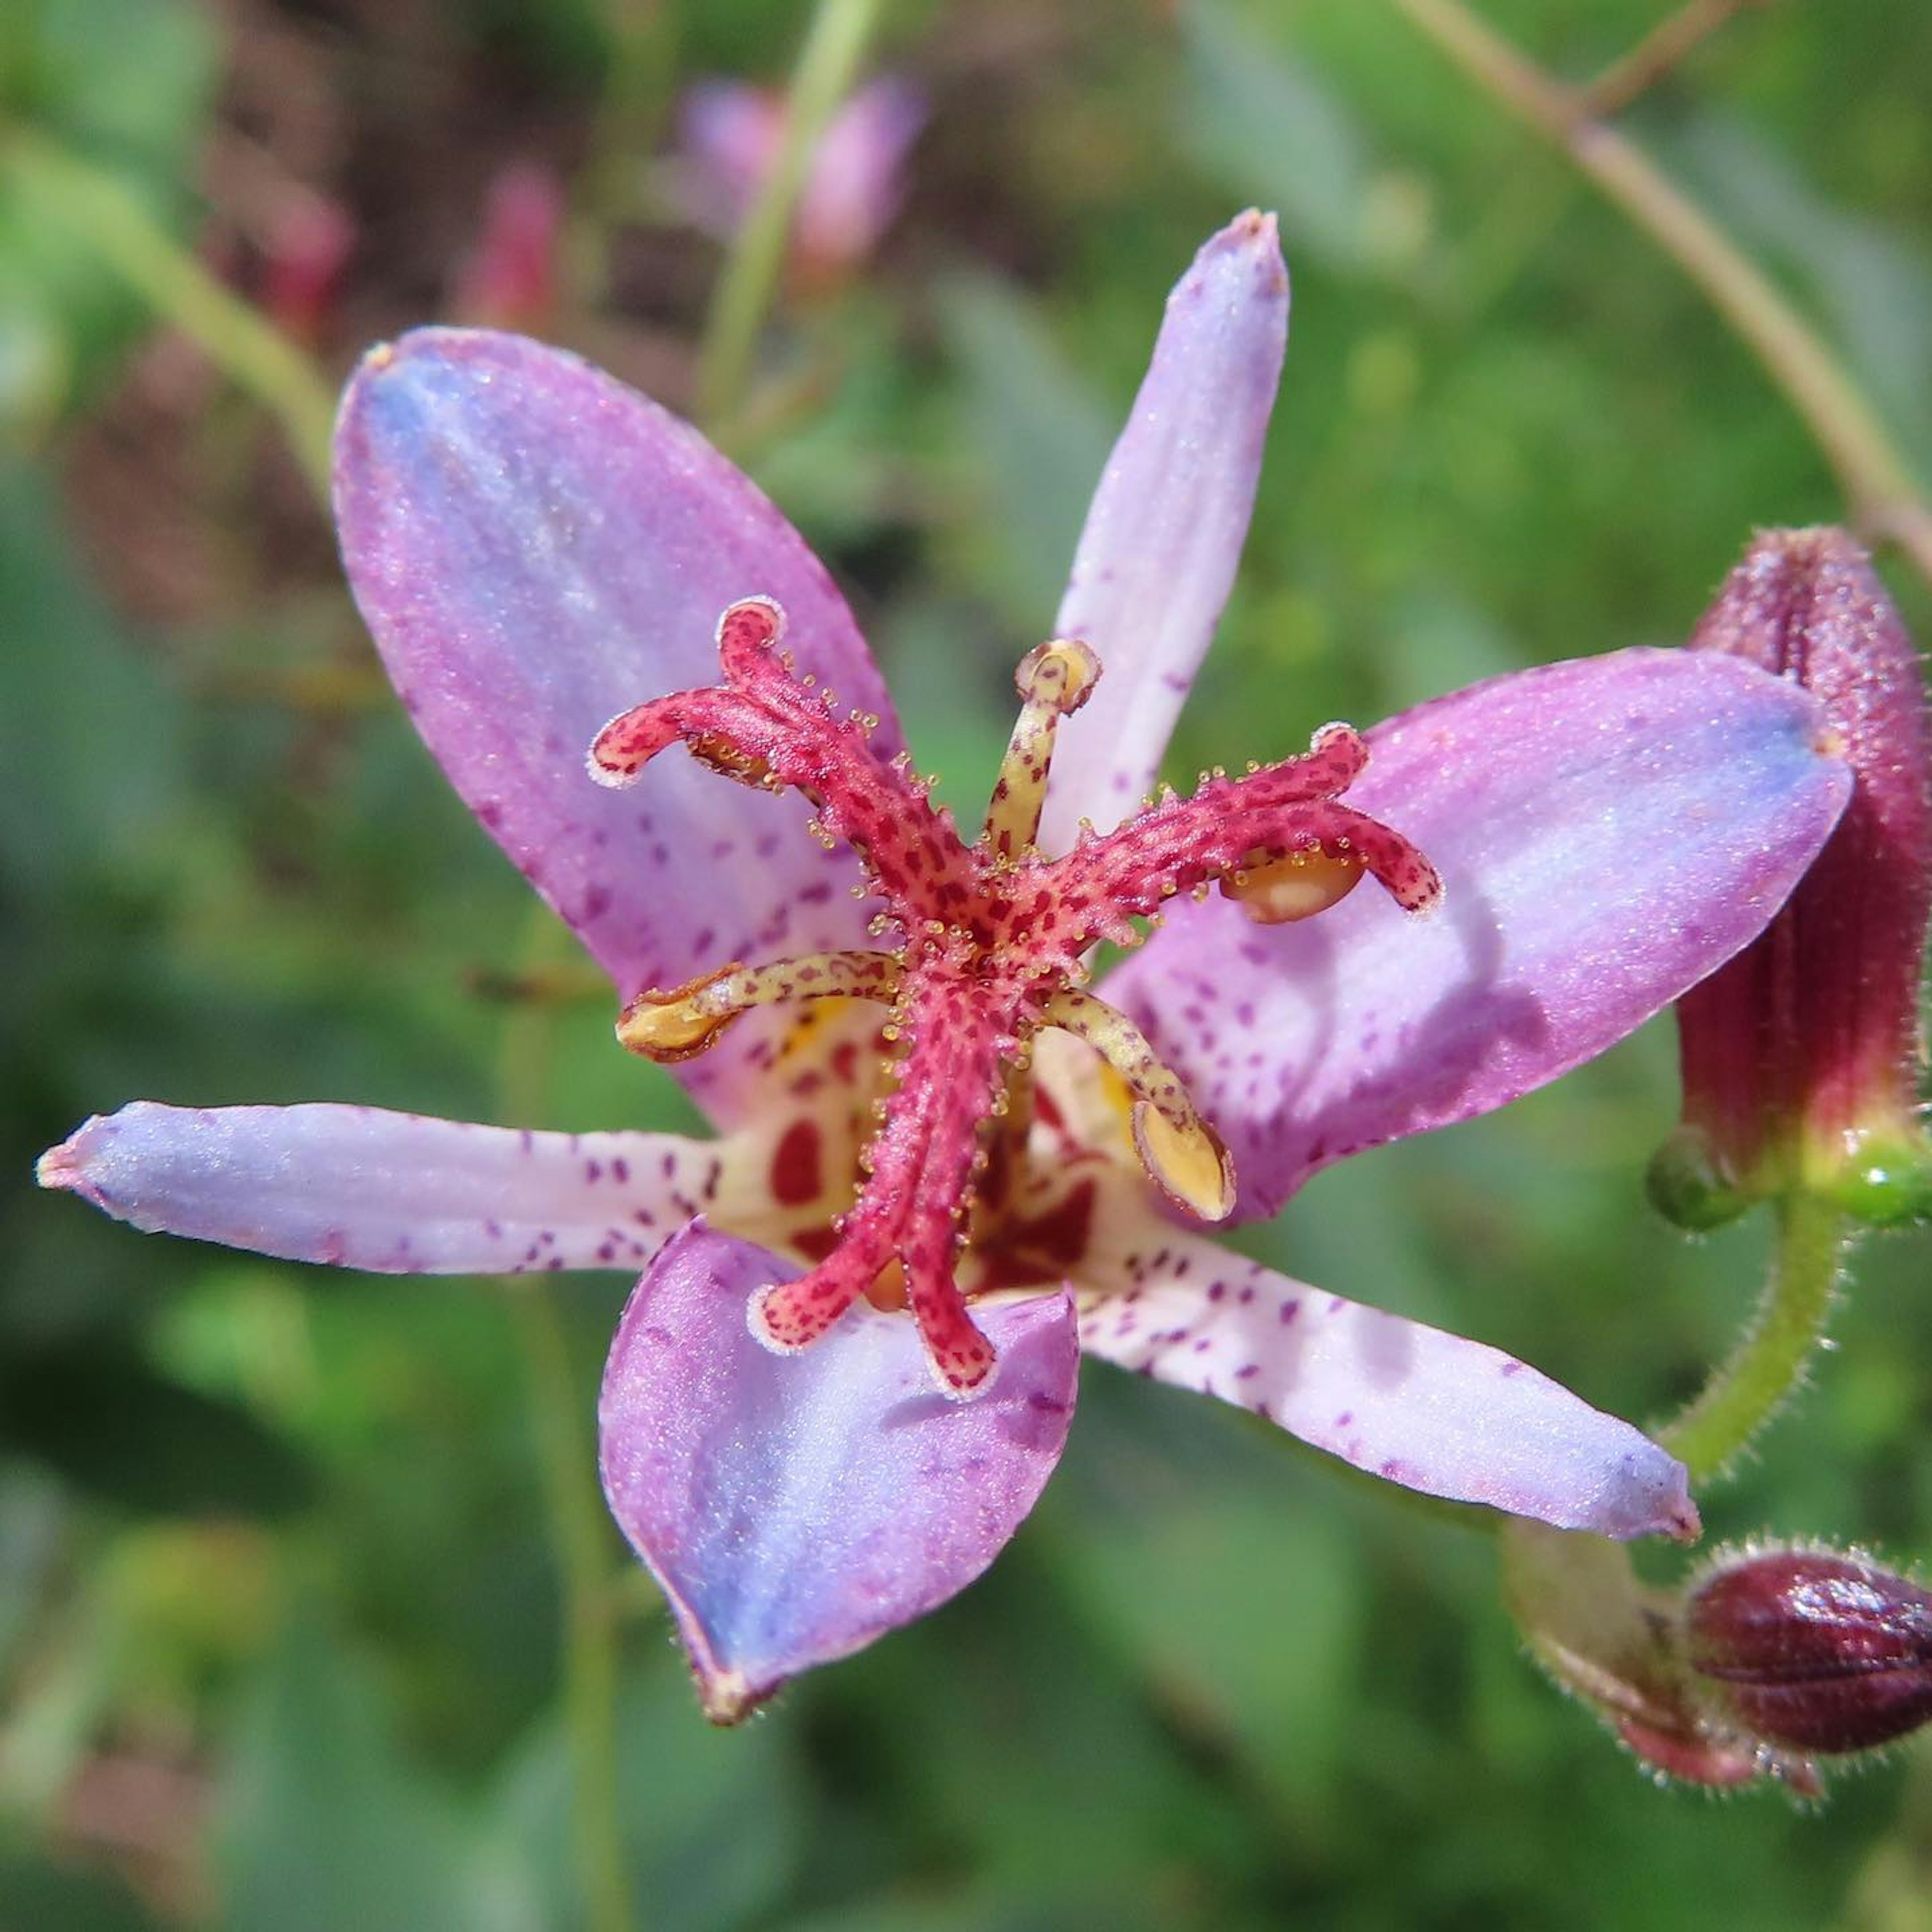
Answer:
[1502,1524,1821,1797]
[1651,528,1931,1226]
[1686,1549,1932,1756]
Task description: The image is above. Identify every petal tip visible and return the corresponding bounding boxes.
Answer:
[1198,208,1287,297]
[1599,1444,1701,1545]
[698,1665,764,1727]
[34,1129,87,1192]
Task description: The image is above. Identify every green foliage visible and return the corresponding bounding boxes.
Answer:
[0,0,215,431]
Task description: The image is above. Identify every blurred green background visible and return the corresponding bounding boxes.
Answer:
[5,0,1932,1926]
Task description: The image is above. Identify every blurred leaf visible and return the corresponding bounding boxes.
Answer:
[0,464,187,888]
[2,0,214,167]
[940,274,1113,629]
[490,1656,800,1932]
[1672,113,1932,472]
[814,1534,1264,1917]
[0,0,216,424]
[1049,1489,1364,1825]
[1178,2,1375,275]
[0,1466,66,1673]
[0,1853,164,1932]
[0,1348,315,1518]
[220,1616,538,1932]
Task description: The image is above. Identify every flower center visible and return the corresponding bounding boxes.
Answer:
[589,597,1440,1397]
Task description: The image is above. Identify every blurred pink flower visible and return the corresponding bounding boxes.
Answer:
[450,162,566,333]
[673,75,925,286]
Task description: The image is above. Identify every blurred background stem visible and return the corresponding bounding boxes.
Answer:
[498,909,636,1932]
[693,0,884,431]
[3,126,337,504]
[1660,1189,1846,1485]
[1388,0,1932,596]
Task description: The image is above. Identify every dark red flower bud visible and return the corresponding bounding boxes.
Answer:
[1652,528,1931,1226]
[1686,1550,1932,1755]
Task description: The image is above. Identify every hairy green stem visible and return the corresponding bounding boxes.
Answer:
[1660,1187,1846,1485]
[4,127,337,505]
[1388,0,1932,595]
[693,0,886,431]
[498,911,635,1932]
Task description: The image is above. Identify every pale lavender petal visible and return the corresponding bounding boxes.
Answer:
[36,1101,720,1274]
[1038,212,1289,852]
[1107,648,1852,1216]
[1078,1225,1695,1541]
[600,1225,1077,1721]
[334,330,901,1126]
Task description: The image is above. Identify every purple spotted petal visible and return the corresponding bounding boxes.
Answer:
[36,1102,720,1274]
[600,1225,1077,1721]
[1078,1228,1695,1541]
[1107,648,1852,1216]
[1038,211,1289,851]
[334,330,900,1127]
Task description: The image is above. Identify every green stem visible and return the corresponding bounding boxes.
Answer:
[693,0,886,431]
[1660,1187,1846,1485]
[1387,0,1932,596]
[4,126,337,506]
[498,911,635,1932]
[587,0,679,222]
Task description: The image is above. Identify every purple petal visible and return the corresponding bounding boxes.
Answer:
[1038,212,1289,852]
[334,330,900,1126]
[600,1225,1077,1721]
[36,1101,718,1274]
[1078,1233,1695,1541]
[1107,648,1852,1215]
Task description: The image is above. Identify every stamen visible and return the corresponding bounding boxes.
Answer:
[617,951,902,1063]
[1041,988,1235,1221]
[981,638,1102,862]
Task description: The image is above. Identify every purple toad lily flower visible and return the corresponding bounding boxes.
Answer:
[39,214,1851,1722]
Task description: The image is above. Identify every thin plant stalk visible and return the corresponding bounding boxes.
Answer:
[498,909,636,1932]
[693,0,886,431]
[1388,0,1932,595]
[1661,1188,1846,1485]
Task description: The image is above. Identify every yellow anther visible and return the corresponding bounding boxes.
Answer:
[1013,636,1102,713]
[1133,1103,1236,1223]
[617,949,902,1063]
[616,967,744,1063]
[1221,844,1365,925]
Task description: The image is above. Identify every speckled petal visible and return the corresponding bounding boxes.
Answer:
[1106,648,1852,1216]
[1039,212,1289,852]
[600,1224,1077,1721]
[1077,1209,1695,1540]
[35,1101,721,1274]
[334,329,900,1126]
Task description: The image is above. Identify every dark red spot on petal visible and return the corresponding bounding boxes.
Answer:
[770,1119,824,1208]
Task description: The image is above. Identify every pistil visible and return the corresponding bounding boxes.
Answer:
[589,596,1441,1396]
